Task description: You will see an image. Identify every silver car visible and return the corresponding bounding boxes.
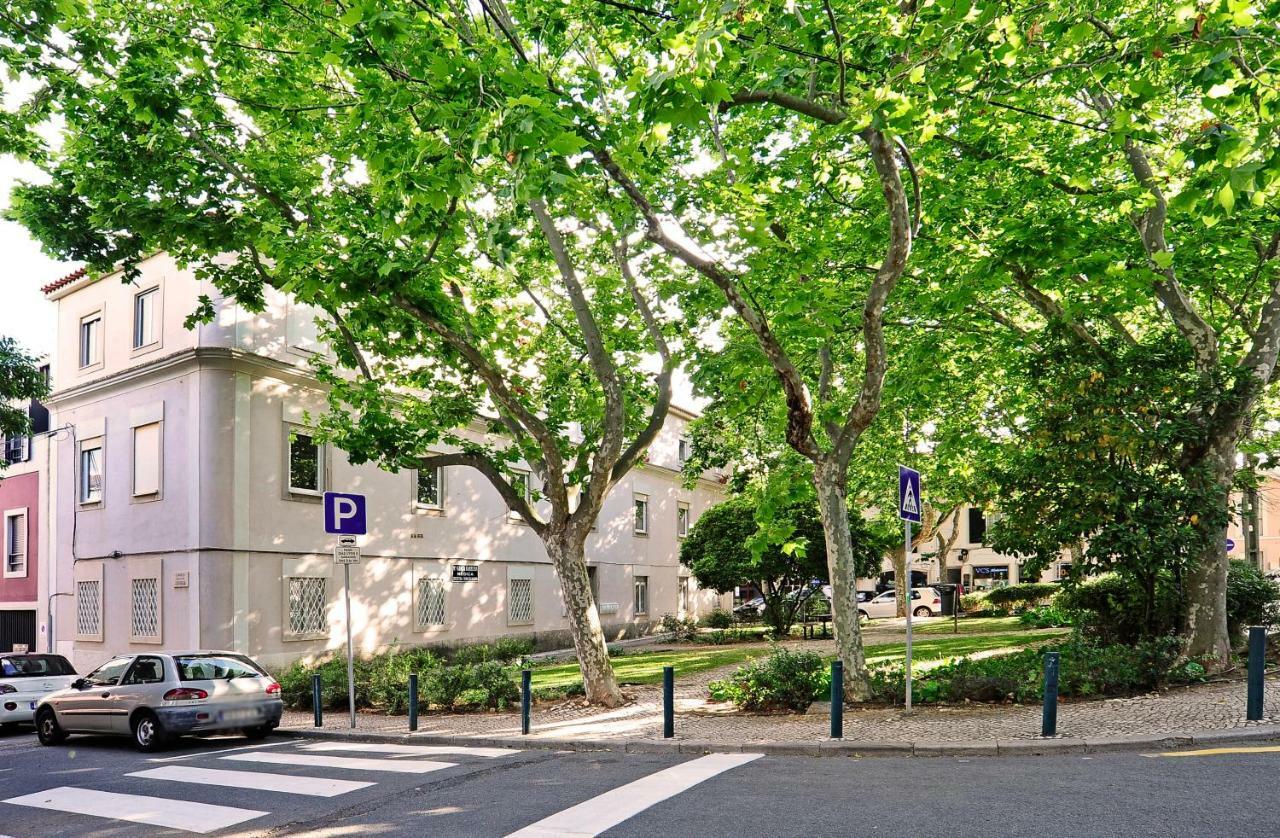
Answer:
[35,651,284,752]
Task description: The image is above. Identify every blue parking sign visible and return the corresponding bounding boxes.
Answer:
[324,492,367,535]
[898,466,922,523]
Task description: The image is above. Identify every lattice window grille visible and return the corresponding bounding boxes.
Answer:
[416,577,446,628]
[288,577,327,636]
[508,578,533,625]
[131,578,160,638]
[76,580,101,637]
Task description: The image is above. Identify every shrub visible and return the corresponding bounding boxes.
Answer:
[1057,574,1181,642]
[701,609,733,629]
[1226,560,1280,642]
[960,592,988,612]
[1018,604,1078,629]
[661,614,699,641]
[695,628,759,645]
[275,640,523,714]
[707,646,826,711]
[984,583,1059,611]
[867,636,1188,705]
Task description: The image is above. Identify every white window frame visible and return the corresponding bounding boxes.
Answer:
[3,507,28,579]
[285,425,326,498]
[132,286,161,351]
[634,574,649,616]
[508,470,532,521]
[79,438,104,507]
[129,576,163,643]
[4,435,30,464]
[413,563,449,631]
[507,565,535,626]
[633,493,649,535]
[678,437,692,464]
[75,563,104,642]
[79,310,103,370]
[677,502,690,538]
[131,421,163,499]
[415,465,446,512]
[281,557,331,641]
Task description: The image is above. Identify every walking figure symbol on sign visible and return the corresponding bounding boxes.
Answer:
[898,465,922,523]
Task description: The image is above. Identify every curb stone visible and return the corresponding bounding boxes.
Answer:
[277,725,1280,759]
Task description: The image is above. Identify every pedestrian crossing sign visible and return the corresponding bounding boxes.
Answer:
[898,465,922,523]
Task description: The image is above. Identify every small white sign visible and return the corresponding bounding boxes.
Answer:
[334,534,361,565]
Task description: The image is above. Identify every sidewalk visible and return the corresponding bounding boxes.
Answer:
[277,653,1280,757]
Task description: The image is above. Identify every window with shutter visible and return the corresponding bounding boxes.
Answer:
[133,422,162,497]
[4,511,26,576]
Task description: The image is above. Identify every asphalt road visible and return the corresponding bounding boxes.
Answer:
[0,725,1277,837]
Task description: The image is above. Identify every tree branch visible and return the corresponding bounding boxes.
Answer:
[417,451,546,534]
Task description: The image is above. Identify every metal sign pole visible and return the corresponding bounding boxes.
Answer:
[345,562,355,729]
[904,517,913,714]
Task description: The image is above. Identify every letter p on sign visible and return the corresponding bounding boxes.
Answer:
[324,492,367,535]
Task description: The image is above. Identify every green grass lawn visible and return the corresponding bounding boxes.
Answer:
[909,616,1035,635]
[529,627,1066,692]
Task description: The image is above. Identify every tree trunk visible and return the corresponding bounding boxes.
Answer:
[546,533,624,706]
[1181,442,1235,668]
[812,460,869,700]
[891,545,908,618]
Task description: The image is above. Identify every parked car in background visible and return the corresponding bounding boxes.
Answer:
[858,588,944,621]
[35,651,284,752]
[0,654,78,731]
[733,596,766,618]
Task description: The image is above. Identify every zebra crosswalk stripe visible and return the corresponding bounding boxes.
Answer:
[2,786,267,834]
[224,751,457,774]
[128,765,375,797]
[299,741,518,758]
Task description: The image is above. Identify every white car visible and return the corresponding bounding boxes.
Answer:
[0,654,78,731]
[858,588,943,621]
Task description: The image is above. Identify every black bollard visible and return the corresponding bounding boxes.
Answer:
[1247,626,1265,722]
[830,661,843,739]
[521,669,532,735]
[663,666,674,738]
[408,673,419,732]
[312,674,323,728]
[1041,651,1060,737]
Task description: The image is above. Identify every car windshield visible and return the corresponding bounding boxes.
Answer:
[0,655,76,677]
[177,655,266,681]
[84,657,133,687]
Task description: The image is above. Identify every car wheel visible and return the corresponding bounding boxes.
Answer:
[913,606,933,617]
[35,708,66,746]
[132,711,169,753]
[243,725,271,741]
[858,610,869,623]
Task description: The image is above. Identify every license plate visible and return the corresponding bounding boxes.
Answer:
[217,708,261,723]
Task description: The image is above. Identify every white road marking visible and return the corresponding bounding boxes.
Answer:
[147,739,292,763]
[504,752,764,838]
[2,786,267,834]
[223,751,457,774]
[129,765,375,797]
[299,741,518,759]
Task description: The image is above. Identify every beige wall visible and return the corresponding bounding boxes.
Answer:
[46,254,729,673]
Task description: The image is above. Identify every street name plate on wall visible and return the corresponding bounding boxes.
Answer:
[452,565,479,582]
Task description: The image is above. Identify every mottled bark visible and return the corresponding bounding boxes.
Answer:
[546,532,624,706]
[813,461,869,700]
[1181,441,1236,666]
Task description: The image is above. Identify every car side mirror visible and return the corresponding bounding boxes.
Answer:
[71,678,87,690]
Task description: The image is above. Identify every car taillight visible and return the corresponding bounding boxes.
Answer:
[163,688,208,701]
[265,681,281,696]
[0,684,15,695]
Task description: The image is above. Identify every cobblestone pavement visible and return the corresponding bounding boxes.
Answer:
[278,635,1280,744]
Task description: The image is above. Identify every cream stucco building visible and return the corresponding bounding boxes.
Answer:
[39,254,725,673]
